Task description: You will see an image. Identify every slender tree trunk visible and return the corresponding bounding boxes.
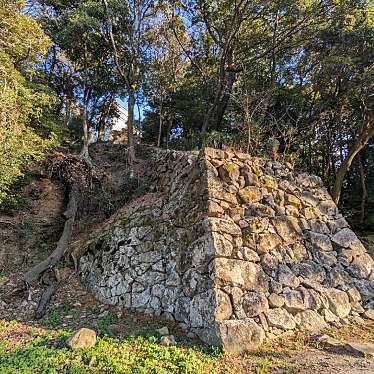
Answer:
[80,102,90,159]
[331,110,373,204]
[127,86,136,165]
[201,81,223,133]
[214,71,237,130]
[357,154,368,223]
[157,98,163,147]
[166,118,173,149]
[331,144,365,205]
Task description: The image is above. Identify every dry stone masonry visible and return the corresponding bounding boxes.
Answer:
[79,147,374,353]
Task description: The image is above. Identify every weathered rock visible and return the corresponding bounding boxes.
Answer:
[321,308,339,323]
[206,218,241,236]
[218,162,240,183]
[257,233,282,254]
[348,253,373,279]
[261,175,278,190]
[246,203,275,217]
[283,288,306,313]
[285,194,302,208]
[309,219,330,234]
[241,168,260,187]
[215,290,233,320]
[66,328,97,349]
[267,308,296,330]
[245,217,269,234]
[346,342,374,357]
[292,262,326,283]
[297,191,319,207]
[238,186,263,203]
[268,293,285,308]
[278,265,300,288]
[324,289,351,318]
[307,232,333,252]
[331,228,362,248]
[160,335,177,346]
[292,242,308,262]
[347,287,361,302]
[272,216,302,244]
[215,258,269,292]
[363,310,374,320]
[242,292,269,317]
[215,319,265,354]
[239,247,260,262]
[294,310,328,331]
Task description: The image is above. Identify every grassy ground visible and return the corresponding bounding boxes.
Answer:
[1,318,374,374]
[0,319,226,374]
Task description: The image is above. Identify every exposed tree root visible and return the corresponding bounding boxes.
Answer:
[24,187,78,285]
[34,268,61,320]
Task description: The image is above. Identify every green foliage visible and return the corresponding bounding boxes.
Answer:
[40,309,62,328]
[96,312,117,337]
[0,0,59,204]
[0,321,222,374]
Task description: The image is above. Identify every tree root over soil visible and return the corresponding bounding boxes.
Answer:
[18,153,100,319]
[24,187,77,285]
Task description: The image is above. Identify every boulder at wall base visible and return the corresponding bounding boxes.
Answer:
[294,310,328,331]
[215,319,265,354]
[66,328,97,349]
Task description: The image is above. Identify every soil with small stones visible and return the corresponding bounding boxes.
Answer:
[1,143,374,374]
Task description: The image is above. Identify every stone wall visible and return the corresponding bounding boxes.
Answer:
[79,147,374,353]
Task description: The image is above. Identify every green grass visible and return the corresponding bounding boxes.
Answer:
[0,320,225,374]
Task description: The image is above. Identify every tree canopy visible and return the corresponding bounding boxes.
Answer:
[1,0,373,229]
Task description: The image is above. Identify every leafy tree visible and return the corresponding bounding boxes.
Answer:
[39,0,119,160]
[0,0,58,203]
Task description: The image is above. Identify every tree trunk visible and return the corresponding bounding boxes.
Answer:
[214,71,237,130]
[331,143,365,205]
[157,99,163,147]
[166,118,173,149]
[127,86,136,165]
[80,103,90,159]
[357,154,368,224]
[331,110,373,205]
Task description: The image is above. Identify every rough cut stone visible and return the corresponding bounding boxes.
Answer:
[283,288,306,313]
[324,289,351,318]
[238,186,263,203]
[278,265,300,288]
[268,293,285,308]
[294,310,328,331]
[267,308,296,330]
[214,258,269,292]
[215,319,265,354]
[331,228,362,248]
[271,216,302,244]
[242,292,269,317]
[215,290,233,320]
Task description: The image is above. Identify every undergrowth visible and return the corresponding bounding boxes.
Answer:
[0,320,225,374]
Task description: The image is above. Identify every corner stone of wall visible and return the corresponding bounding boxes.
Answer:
[79,146,374,354]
